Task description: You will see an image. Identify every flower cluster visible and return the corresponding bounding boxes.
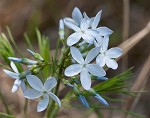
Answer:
[2,7,122,112]
[63,7,122,106]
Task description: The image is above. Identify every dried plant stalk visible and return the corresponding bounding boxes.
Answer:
[121,54,150,118]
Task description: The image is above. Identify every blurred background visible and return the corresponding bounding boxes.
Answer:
[0,0,150,118]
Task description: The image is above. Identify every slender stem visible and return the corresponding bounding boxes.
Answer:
[54,38,61,65]
[46,47,70,118]
[55,47,69,95]
[122,0,130,70]
[23,99,28,118]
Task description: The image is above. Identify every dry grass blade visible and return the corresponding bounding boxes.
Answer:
[118,21,150,58]
[121,54,150,118]
[122,0,130,70]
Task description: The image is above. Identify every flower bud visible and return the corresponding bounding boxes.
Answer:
[95,94,108,106]
[88,88,108,106]
[8,57,22,63]
[78,95,90,108]
[8,57,38,65]
[32,68,41,74]
[62,79,73,87]
[73,84,81,96]
[59,19,65,40]
[27,49,44,61]
[97,76,108,80]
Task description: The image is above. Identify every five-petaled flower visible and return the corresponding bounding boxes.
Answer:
[64,46,106,90]
[95,35,122,69]
[64,7,98,46]
[3,62,27,93]
[24,75,61,112]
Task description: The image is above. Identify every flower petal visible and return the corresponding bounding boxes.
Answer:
[70,47,84,64]
[3,69,19,79]
[105,58,118,70]
[95,35,103,47]
[86,64,106,77]
[85,47,100,64]
[12,79,22,92]
[96,54,106,67]
[72,7,83,25]
[44,77,57,91]
[67,32,82,46]
[80,68,91,90]
[83,12,89,19]
[64,18,80,31]
[92,10,102,29]
[82,34,94,44]
[26,75,44,91]
[64,64,82,76]
[85,29,98,37]
[24,89,43,99]
[106,47,122,58]
[37,94,49,112]
[21,80,27,92]
[10,62,19,73]
[102,35,109,51]
[80,18,90,30]
[48,92,61,107]
[97,27,113,36]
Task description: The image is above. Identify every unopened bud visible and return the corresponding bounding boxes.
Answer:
[27,49,44,61]
[59,19,65,40]
[78,95,90,108]
[8,57,37,65]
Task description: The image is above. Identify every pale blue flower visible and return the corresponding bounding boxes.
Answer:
[83,11,113,36]
[64,47,106,90]
[24,75,61,112]
[96,35,122,70]
[3,62,27,92]
[64,18,98,46]
[64,7,98,46]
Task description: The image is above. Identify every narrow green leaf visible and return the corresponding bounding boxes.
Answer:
[0,112,15,118]
[24,33,34,51]
[6,26,22,56]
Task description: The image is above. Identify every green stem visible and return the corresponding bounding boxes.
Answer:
[46,47,70,118]
[55,47,69,95]
[23,99,28,118]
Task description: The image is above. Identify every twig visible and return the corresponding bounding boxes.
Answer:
[119,21,150,58]
[121,54,150,118]
[122,0,130,70]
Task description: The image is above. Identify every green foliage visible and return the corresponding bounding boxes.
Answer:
[94,68,133,94]
[36,28,51,79]
[6,27,23,57]
[24,33,34,51]
[0,112,15,118]
[0,29,23,72]
[0,33,15,64]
